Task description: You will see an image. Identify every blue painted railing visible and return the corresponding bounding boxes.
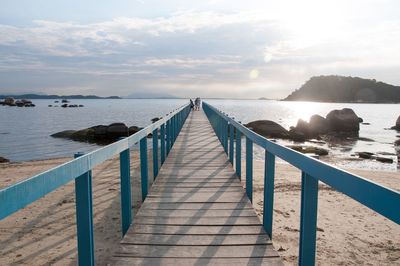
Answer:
[203,102,400,266]
[0,103,191,266]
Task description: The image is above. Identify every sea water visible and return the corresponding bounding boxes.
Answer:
[0,99,399,171]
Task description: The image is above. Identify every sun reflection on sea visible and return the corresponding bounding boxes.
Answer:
[284,101,323,127]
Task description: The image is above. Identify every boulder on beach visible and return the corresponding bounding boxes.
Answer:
[326,108,360,132]
[245,120,290,139]
[0,156,9,163]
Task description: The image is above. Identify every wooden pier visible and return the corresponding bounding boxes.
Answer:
[110,110,283,265]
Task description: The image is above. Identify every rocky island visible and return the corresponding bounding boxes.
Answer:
[283,75,400,103]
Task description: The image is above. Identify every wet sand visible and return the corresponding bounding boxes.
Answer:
[0,155,399,265]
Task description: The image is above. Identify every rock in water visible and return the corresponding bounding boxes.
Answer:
[93,125,108,137]
[287,145,329,156]
[129,126,141,135]
[51,130,77,138]
[392,115,400,130]
[309,115,330,134]
[376,157,393,163]
[358,152,374,159]
[151,117,161,123]
[326,108,360,132]
[4,97,15,105]
[0,156,9,163]
[245,120,290,139]
[106,123,128,138]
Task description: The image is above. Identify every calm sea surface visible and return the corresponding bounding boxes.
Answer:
[1,99,399,171]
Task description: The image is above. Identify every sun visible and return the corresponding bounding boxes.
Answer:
[249,69,259,79]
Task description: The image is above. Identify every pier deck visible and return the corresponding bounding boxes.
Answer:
[110,110,283,265]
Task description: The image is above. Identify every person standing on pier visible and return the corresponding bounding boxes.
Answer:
[194,97,201,111]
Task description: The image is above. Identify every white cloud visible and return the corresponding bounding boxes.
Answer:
[0,4,400,97]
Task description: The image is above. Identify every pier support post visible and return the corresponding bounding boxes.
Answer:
[160,124,165,164]
[229,124,234,164]
[119,148,132,236]
[152,128,159,179]
[299,172,319,266]
[140,138,148,201]
[166,120,171,155]
[246,137,253,202]
[74,152,95,266]
[263,151,275,239]
[235,130,241,179]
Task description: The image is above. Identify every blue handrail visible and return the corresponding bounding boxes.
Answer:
[203,102,400,266]
[0,103,191,266]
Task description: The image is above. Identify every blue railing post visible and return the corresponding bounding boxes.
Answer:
[140,138,148,202]
[160,124,165,164]
[119,148,132,236]
[235,129,241,179]
[152,128,159,179]
[246,137,253,202]
[299,172,319,266]
[174,115,178,141]
[166,120,171,155]
[170,117,173,150]
[224,120,228,154]
[74,152,95,266]
[169,117,174,148]
[263,150,275,239]
[229,124,234,164]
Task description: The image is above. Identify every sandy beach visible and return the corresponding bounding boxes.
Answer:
[0,153,399,265]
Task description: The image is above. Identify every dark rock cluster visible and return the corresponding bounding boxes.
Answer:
[0,97,35,107]
[51,123,134,145]
[245,108,362,143]
[0,156,9,163]
[51,117,162,145]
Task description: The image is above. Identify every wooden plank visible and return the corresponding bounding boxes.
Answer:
[128,224,267,235]
[121,234,271,245]
[150,187,243,193]
[110,257,284,266]
[145,193,250,203]
[136,209,258,217]
[140,202,254,210]
[115,245,279,258]
[133,216,262,226]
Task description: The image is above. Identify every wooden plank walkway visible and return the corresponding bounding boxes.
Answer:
[110,110,283,265]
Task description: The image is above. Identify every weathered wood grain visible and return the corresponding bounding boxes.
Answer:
[111,110,283,265]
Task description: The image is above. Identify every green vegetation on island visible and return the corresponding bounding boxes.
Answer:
[283,75,400,103]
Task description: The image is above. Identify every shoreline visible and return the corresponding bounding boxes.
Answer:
[1,155,399,265]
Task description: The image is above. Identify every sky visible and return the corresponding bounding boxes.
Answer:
[0,0,400,99]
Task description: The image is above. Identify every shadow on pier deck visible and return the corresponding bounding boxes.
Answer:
[110,110,283,265]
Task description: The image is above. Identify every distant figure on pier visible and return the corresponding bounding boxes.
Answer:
[194,97,201,111]
[190,99,194,110]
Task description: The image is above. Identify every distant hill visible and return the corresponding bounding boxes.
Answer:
[0,94,121,99]
[283,75,400,103]
[126,92,179,99]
